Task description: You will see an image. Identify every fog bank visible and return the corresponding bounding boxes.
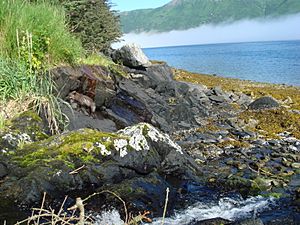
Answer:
[114,14,300,48]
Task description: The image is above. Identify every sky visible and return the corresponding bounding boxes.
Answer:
[110,1,300,48]
[113,14,300,48]
[110,0,170,11]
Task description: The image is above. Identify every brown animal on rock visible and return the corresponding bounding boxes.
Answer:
[68,91,96,114]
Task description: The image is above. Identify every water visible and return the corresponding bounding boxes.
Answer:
[95,196,276,225]
[143,40,300,86]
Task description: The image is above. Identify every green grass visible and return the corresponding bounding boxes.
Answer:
[0,59,32,101]
[0,0,83,66]
[79,54,115,67]
[0,58,69,134]
[0,0,85,133]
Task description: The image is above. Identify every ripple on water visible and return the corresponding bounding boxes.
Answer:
[94,196,276,225]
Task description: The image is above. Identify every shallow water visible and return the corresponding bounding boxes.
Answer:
[144,40,300,86]
[95,196,276,225]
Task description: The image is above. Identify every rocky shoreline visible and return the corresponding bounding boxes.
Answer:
[0,44,299,224]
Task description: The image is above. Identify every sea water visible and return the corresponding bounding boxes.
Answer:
[144,40,300,86]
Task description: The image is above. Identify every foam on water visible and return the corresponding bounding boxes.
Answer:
[94,209,124,225]
[94,196,275,225]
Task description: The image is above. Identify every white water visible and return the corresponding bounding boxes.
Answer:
[95,196,275,225]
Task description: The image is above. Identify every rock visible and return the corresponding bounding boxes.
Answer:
[0,163,8,178]
[248,96,280,110]
[144,63,175,86]
[98,172,171,215]
[291,162,300,169]
[0,123,200,206]
[62,105,117,132]
[209,95,227,103]
[236,92,252,106]
[234,218,264,225]
[193,218,231,225]
[112,43,151,68]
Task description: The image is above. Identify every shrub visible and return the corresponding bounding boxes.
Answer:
[0,0,83,68]
[61,0,122,52]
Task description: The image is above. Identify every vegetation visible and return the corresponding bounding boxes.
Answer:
[0,0,83,67]
[0,0,122,134]
[120,0,300,33]
[62,0,122,52]
[174,69,300,110]
[174,69,300,139]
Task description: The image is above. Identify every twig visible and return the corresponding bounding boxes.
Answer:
[69,165,85,175]
[68,198,85,225]
[37,192,46,225]
[161,187,170,225]
[57,195,68,217]
[83,190,129,224]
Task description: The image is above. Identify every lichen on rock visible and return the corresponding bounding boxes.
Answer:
[118,123,183,154]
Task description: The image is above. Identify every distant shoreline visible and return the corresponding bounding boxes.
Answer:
[143,39,300,49]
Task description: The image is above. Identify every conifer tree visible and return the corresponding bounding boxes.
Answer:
[62,0,122,52]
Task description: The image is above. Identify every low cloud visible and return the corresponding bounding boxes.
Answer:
[114,14,300,48]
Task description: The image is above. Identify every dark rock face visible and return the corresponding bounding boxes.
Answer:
[0,123,200,209]
[0,163,8,178]
[248,96,280,110]
[193,218,231,225]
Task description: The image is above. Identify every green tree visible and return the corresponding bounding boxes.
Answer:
[62,0,122,53]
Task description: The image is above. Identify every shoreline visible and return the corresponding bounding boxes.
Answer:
[1,50,300,224]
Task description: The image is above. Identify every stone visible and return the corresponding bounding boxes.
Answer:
[0,123,200,206]
[248,96,280,110]
[291,163,300,169]
[234,218,264,225]
[194,218,231,225]
[0,163,8,178]
[112,43,151,68]
[209,95,226,103]
[63,106,117,132]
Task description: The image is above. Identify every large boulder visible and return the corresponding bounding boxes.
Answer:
[248,96,280,110]
[112,43,151,68]
[0,123,200,207]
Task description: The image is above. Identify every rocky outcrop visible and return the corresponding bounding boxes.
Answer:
[0,122,200,209]
[1,46,299,223]
[112,43,151,68]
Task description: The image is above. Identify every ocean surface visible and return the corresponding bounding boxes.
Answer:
[143,40,300,86]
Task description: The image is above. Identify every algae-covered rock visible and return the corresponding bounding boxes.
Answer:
[248,96,279,110]
[0,123,200,206]
[0,111,48,156]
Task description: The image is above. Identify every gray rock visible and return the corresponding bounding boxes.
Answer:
[194,218,231,225]
[248,96,280,110]
[113,43,151,68]
[0,163,8,178]
[209,95,227,103]
[234,218,264,225]
[0,123,200,206]
[62,105,117,132]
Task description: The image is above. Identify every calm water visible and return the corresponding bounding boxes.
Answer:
[144,40,300,86]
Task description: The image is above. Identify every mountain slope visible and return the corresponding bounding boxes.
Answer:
[120,0,300,33]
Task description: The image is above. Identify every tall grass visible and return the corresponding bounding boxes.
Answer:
[0,58,69,134]
[0,0,82,133]
[0,0,83,65]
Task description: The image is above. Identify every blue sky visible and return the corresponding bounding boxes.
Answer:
[110,0,170,11]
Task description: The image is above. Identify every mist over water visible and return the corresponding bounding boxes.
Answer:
[116,14,300,48]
